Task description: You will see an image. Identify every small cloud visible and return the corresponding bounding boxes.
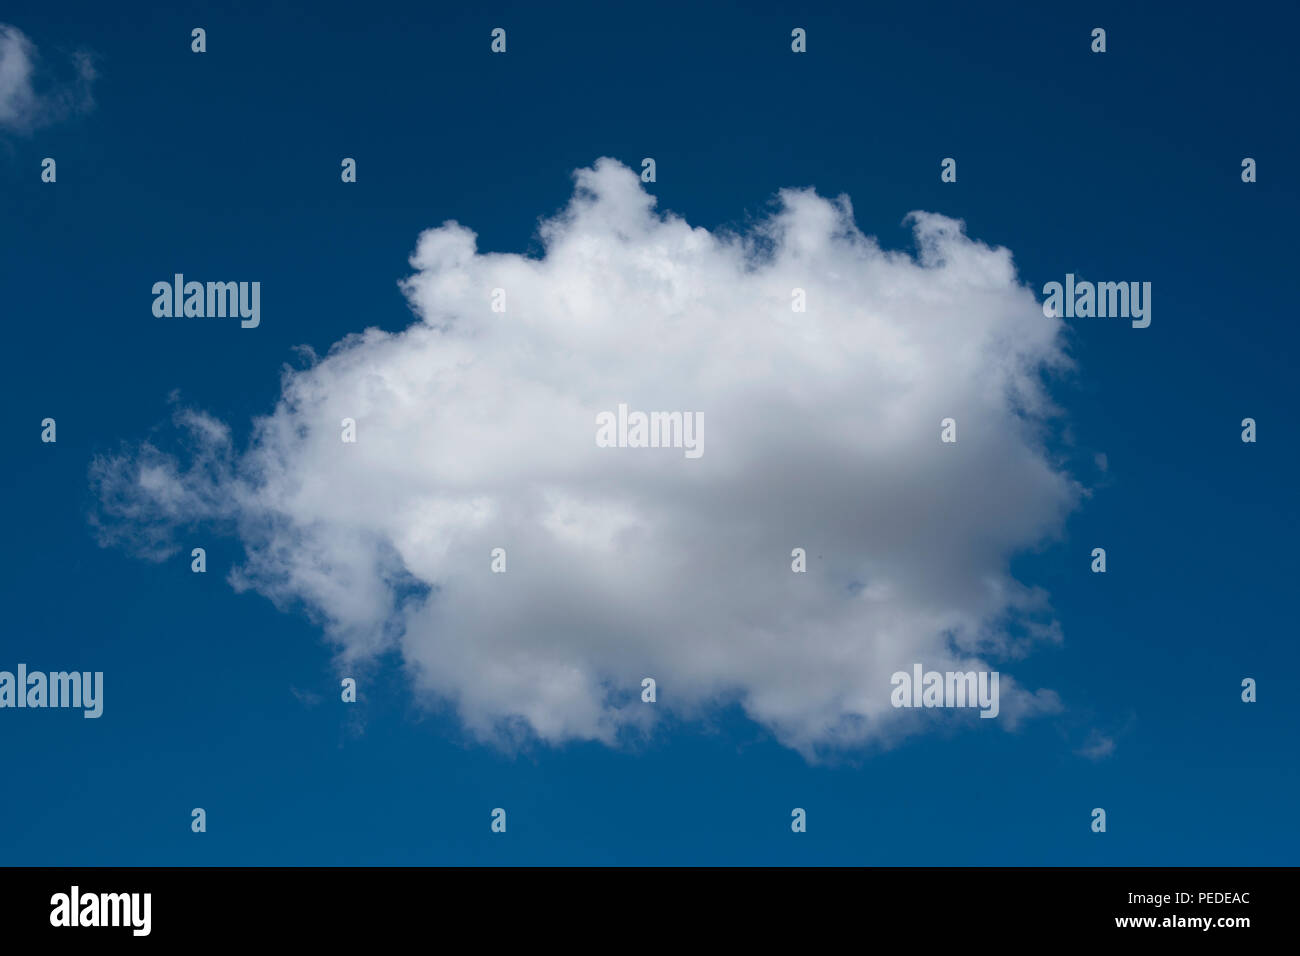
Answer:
[92,159,1081,761]
[1077,729,1116,760]
[290,686,322,708]
[0,24,96,134]
[1094,452,1108,473]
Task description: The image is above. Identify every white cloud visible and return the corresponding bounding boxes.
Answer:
[1077,730,1117,761]
[0,24,95,133]
[92,159,1081,759]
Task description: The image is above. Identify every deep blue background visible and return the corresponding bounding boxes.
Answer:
[1,0,1296,864]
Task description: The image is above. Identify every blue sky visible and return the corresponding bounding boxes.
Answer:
[1,0,1297,865]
